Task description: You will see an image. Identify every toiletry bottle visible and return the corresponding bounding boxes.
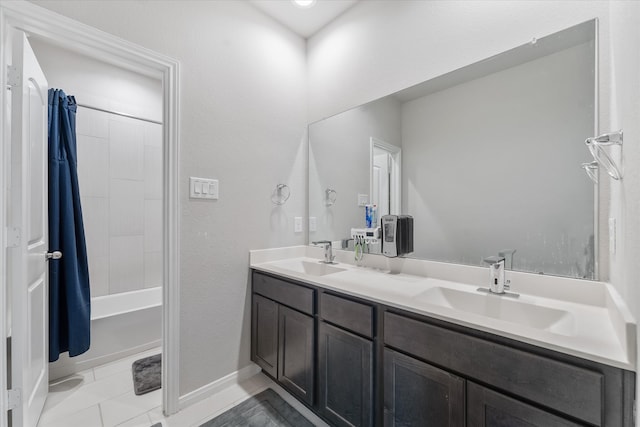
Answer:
[365,205,372,228]
[371,204,377,228]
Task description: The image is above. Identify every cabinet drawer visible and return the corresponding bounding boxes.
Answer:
[253,272,314,315]
[384,311,603,426]
[320,292,373,338]
[467,382,582,427]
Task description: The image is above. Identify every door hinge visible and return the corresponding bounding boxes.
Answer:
[6,227,20,248]
[6,65,20,88]
[7,389,21,410]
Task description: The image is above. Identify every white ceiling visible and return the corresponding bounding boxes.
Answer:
[249,0,359,39]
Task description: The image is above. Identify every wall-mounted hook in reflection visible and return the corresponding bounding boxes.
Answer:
[584,130,623,180]
[271,184,290,205]
[581,161,599,184]
[325,188,337,206]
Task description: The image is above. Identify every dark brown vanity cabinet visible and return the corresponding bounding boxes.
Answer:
[251,294,278,378]
[251,272,315,405]
[251,270,635,427]
[318,293,375,427]
[278,305,315,405]
[383,348,465,427]
[467,382,583,427]
[384,310,635,427]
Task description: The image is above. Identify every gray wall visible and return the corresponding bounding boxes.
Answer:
[401,42,595,277]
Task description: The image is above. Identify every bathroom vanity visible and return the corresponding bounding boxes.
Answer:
[250,246,636,427]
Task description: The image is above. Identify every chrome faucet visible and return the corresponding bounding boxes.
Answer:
[312,240,336,264]
[480,255,517,297]
[484,256,507,293]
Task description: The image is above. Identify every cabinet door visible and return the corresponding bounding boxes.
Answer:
[318,322,373,427]
[251,294,278,378]
[384,348,465,427]
[467,382,583,427]
[278,305,315,405]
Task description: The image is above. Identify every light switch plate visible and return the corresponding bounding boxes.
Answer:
[309,217,317,232]
[358,194,369,206]
[190,177,219,200]
[294,217,303,233]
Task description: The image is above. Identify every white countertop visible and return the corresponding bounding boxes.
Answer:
[250,246,637,371]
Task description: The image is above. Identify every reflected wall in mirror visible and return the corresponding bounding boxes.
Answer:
[308,20,597,279]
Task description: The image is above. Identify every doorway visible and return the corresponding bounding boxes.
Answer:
[0,3,180,426]
[370,137,401,218]
[31,36,164,379]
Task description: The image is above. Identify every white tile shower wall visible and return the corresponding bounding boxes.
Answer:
[109,119,144,181]
[109,178,144,237]
[75,111,162,297]
[144,251,162,289]
[143,145,162,199]
[109,236,145,295]
[76,107,109,139]
[76,134,109,198]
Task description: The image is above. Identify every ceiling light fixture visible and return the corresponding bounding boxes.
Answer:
[292,0,316,9]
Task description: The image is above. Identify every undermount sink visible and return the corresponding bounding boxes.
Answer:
[416,287,575,336]
[271,259,347,277]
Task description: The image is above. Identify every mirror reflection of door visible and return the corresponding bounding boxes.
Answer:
[373,148,390,216]
[370,137,401,219]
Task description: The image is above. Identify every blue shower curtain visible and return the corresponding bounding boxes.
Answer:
[48,89,91,362]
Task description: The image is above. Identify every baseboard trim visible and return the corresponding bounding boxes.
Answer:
[49,340,162,381]
[178,363,262,411]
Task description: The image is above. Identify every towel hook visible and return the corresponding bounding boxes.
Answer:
[325,188,337,206]
[271,184,290,205]
[584,130,623,180]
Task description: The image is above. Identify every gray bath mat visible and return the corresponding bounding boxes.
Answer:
[200,388,314,427]
[132,354,161,395]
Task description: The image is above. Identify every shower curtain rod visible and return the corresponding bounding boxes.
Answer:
[77,103,163,125]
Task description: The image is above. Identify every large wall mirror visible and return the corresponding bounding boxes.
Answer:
[308,20,597,280]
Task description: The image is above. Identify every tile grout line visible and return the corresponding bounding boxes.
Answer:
[42,377,135,425]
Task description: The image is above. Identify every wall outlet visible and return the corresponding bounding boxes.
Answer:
[309,217,317,232]
[294,217,303,233]
[358,194,369,206]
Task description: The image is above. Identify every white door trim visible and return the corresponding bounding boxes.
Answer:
[0,1,181,421]
[370,137,402,215]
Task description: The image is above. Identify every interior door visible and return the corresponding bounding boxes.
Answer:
[372,148,390,217]
[8,30,49,427]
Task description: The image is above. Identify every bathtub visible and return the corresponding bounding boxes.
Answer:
[49,287,162,381]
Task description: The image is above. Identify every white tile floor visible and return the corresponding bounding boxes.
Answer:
[38,347,329,427]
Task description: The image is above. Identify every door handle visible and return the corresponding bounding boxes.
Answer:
[46,251,62,260]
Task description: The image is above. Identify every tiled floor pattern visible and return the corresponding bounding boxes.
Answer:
[38,348,328,427]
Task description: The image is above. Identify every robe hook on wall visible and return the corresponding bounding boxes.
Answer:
[325,188,337,206]
[584,130,623,181]
[271,184,290,205]
[581,161,599,184]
